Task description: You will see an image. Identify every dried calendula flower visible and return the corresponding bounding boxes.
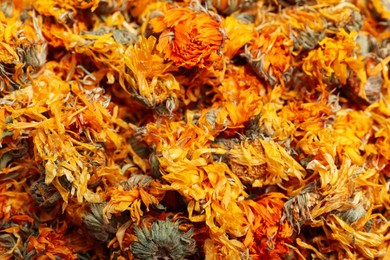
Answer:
[336,192,369,226]
[227,138,306,188]
[103,174,165,223]
[30,177,62,208]
[319,3,363,33]
[223,15,256,59]
[131,216,196,260]
[243,25,294,86]
[302,29,367,99]
[331,109,373,165]
[320,214,386,259]
[149,1,226,69]
[33,0,100,24]
[281,7,327,51]
[123,35,181,110]
[83,203,125,243]
[241,193,293,259]
[25,224,77,260]
[95,0,130,14]
[0,182,32,222]
[282,181,320,233]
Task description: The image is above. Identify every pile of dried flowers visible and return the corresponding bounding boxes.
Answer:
[0,0,390,259]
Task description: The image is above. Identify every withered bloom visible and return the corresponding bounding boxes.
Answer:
[25,225,77,259]
[0,225,24,259]
[83,203,125,243]
[2,0,390,258]
[131,217,196,260]
[150,2,225,69]
[243,25,294,86]
[320,3,363,33]
[282,8,327,51]
[281,181,320,233]
[30,177,62,208]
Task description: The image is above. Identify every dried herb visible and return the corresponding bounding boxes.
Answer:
[1,0,390,259]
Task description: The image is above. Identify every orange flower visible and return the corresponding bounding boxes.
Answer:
[26,224,77,260]
[302,29,367,99]
[103,174,165,223]
[244,26,294,87]
[150,3,225,69]
[241,193,293,260]
[223,15,256,59]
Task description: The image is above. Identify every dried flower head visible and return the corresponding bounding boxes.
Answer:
[320,3,363,33]
[123,36,181,110]
[131,217,196,260]
[243,25,294,86]
[282,8,326,50]
[282,182,320,233]
[25,225,77,260]
[83,203,125,243]
[223,15,256,59]
[150,2,226,69]
[30,177,62,208]
[302,29,368,99]
[241,193,293,259]
[227,138,306,188]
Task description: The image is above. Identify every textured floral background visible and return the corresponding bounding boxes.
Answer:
[0,0,389,259]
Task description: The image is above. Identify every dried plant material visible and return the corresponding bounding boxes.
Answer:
[303,29,367,98]
[281,7,327,50]
[227,138,306,188]
[241,193,293,259]
[319,3,363,33]
[206,0,256,14]
[282,182,320,233]
[244,25,294,86]
[367,0,390,22]
[30,177,62,208]
[103,174,165,223]
[83,203,124,243]
[131,216,196,260]
[223,15,256,59]
[323,214,386,259]
[0,225,24,259]
[26,225,77,259]
[123,36,181,110]
[1,0,390,259]
[150,2,226,69]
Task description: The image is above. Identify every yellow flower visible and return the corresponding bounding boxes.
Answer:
[244,26,294,86]
[227,138,306,189]
[302,29,367,99]
[223,15,256,59]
